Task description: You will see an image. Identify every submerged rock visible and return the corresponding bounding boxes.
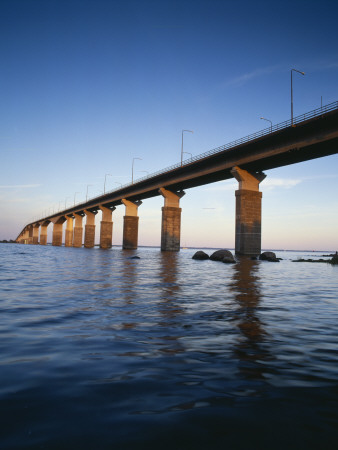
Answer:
[129,256,140,259]
[222,255,236,264]
[330,254,338,265]
[259,251,279,262]
[210,249,235,263]
[192,251,209,260]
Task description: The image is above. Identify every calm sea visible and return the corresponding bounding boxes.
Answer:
[1,243,338,449]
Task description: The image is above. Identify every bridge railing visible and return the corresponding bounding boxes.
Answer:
[34,100,338,222]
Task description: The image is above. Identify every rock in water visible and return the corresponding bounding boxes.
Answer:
[330,254,338,265]
[210,249,235,263]
[222,255,236,264]
[192,251,209,260]
[259,251,279,262]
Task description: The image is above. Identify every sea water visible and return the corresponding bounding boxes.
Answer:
[0,243,338,449]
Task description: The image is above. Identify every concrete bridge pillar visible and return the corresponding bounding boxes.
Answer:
[73,213,84,248]
[32,224,40,244]
[84,210,97,248]
[65,217,74,247]
[99,205,115,249]
[51,217,66,246]
[40,222,49,245]
[231,166,266,256]
[122,199,142,250]
[159,187,185,251]
[24,229,29,244]
[20,229,29,244]
[28,226,34,244]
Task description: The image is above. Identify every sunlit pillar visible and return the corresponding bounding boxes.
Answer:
[32,224,39,244]
[231,166,266,256]
[122,199,142,250]
[21,229,29,244]
[65,216,74,247]
[51,217,66,246]
[99,205,115,249]
[84,210,97,248]
[40,222,49,245]
[159,187,185,251]
[73,213,84,248]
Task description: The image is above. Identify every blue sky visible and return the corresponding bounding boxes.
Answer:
[1,0,338,250]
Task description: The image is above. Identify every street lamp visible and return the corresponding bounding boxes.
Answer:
[64,197,70,209]
[132,157,142,184]
[74,191,80,205]
[291,68,305,126]
[86,184,93,201]
[181,130,193,166]
[182,151,192,160]
[260,117,272,132]
[104,173,112,194]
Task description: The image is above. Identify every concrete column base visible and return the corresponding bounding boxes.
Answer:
[32,226,39,245]
[64,218,73,247]
[161,206,182,251]
[65,230,73,247]
[28,227,33,244]
[100,221,113,248]
[235,189,262,256]
[73,227,83,247]
[40,234,48,245]
[52,223,63,246]
[84,224,95,248]
[123,216,139,249]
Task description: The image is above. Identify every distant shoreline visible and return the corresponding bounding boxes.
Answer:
[0,241,336,254]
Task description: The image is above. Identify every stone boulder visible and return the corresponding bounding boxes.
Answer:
[210,249,235,263]
[222,255,236,264]
[259,251,279,262]
[192,251,209,260]
[330,253,338,265]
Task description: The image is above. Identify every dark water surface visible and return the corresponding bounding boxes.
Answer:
[1,243,338,449]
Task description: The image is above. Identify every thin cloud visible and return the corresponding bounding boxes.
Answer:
[261,178,301,190]
[205,178,301,192]
[224,65,282,88]
[0,184,41,189]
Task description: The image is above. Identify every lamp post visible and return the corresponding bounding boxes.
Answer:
[132,157,142,184]
[74,191,80,206]
[86,184,93,202]
[182,151,192,160]
[291,68,305,126]
[104,174,112,194]
[181,130,193,166]
[260,117,272,132]
[64,197,70,209]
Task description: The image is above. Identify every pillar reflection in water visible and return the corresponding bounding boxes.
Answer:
[121,252,137,306]
[229,256,272,381]
[156,252,185,356]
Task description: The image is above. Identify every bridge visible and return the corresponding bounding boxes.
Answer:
[16,101,338,255]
